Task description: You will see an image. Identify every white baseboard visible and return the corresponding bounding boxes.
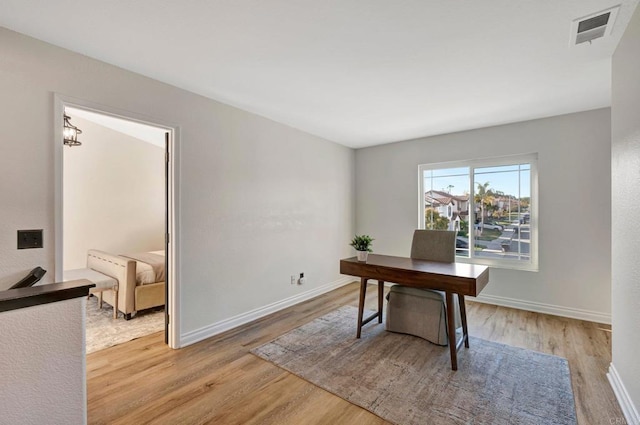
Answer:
[470,293,611,324]
[179,276,353,347]
[608,363,640,425]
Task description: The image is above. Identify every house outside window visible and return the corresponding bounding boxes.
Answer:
[418,154,538,271]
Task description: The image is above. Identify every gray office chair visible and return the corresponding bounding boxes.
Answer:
[385,230,464,345]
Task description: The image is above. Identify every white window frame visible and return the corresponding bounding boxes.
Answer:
[418,153,538,272]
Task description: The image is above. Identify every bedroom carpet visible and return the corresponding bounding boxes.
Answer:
[251,306,577,425]
[85,296,164,354]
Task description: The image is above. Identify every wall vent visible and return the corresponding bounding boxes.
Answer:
[570,5,620,46]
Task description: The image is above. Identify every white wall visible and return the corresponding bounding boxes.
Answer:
[0,298,86,425]
[611,4,640,422]
[0,28,355,337]
[355,109,611,323]
[63,116,165,270]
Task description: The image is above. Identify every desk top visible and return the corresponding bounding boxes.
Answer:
[340,254,489,296]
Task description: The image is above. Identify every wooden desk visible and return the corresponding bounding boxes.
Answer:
[340,254,490,370]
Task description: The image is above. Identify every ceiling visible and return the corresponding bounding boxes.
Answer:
[1,1,638,148]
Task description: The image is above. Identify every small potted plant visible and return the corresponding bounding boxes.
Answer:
[350,234,374,262]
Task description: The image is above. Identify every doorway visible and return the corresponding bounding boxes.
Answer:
[53,95,179,349]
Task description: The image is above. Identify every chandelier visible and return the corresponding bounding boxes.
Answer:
[63,114,82,147]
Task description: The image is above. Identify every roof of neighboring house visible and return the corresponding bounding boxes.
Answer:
[425,190,469,206]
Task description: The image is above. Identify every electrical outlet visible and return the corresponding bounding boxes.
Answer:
[291,275,296,285]
[299,272,307,285]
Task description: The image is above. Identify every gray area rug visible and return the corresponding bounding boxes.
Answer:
[252,306,577,425]
[85,296,164,354]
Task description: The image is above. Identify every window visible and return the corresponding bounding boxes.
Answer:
[418,154,538,271]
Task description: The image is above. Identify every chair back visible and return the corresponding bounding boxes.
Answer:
[410,230,456,263]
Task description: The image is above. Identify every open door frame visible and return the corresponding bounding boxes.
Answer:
[53,94,181,349]
[164,131,170,344]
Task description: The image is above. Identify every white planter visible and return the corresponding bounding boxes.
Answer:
[356,251,369,262]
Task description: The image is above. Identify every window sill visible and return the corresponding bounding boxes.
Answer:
[455,256,538,272]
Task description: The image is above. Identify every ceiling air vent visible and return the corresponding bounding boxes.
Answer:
[570,5,620,46]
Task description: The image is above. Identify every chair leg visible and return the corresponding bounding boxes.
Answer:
[113,288,118,319]
[458,294,469,348]
[98,291,103,308]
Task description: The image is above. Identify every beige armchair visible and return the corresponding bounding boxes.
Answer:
[385,230,464,345]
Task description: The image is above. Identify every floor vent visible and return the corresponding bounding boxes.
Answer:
[570,5,620,46]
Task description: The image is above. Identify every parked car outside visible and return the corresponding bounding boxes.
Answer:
[456,237,469,249]
[456,237,469,254]
[480,222,503,231]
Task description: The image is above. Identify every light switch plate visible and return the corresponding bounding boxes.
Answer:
[17,229,43,249]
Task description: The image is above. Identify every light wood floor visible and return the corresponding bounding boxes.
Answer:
[87,282,623,424]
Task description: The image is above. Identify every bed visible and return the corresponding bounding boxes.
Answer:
[86,249,165,320]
